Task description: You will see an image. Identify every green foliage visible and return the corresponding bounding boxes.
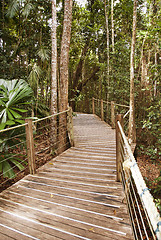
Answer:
[0,126,26,179]
[0,79,32,178]
[155,199,161,214]
[153,172,161,213]
[140,99,161,160]
[0,151,26,179]
[34,99,50,118]
[0,79,33,129]
[0,0,161,194]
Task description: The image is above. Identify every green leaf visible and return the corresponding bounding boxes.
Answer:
[11,107,28,113]
[3,161,15,179]
[7,109,14,120]
[0,99,5,106]
[6,120,15,126]
[10,159,24,171]
[1,111,7,123]
[0,123,6,130]
[9,109,22,119]
[15,119,25,124]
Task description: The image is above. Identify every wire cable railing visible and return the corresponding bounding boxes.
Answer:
[92,97,160,239]
[0,108,74,192]
[116,117,161,240]
[92,97,130,129]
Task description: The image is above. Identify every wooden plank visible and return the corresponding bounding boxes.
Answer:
[3,187,130,222]
[0,212,80,240]
[0,198,132,240]
[0,193,129,230]
[19,176,123,199]
[0,216,58,240]
[0,231,15,240]
[0,113,133,240]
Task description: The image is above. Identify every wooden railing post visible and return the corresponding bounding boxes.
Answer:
[92,97,95,114]
[116,114,123,182]
[111,101,115,128]
[67,107,74,147]
[106,101,109,123]
[25,119,36,174]
[101,99,104,121]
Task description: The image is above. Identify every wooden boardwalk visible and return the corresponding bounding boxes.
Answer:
[0,114,133,240]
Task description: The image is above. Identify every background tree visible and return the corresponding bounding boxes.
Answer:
[59,0,73,112]
[128,0,137,144]
[51,0,57,116]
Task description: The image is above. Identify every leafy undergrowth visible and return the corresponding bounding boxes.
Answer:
[137,154,161,214]
[0,131,56,193]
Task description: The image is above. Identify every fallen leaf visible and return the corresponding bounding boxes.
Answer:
[51,194,53,198]
[89,228,95,232]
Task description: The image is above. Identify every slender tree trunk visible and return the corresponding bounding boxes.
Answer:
[104,0,110,103]
[51,0,57,147]
[51,0,57,115]
[2,0,5,31]
[128,0,137,144]
[154,47,158,97]
[59,0,73,112]
[141,56,148,87]
[59,0,73,153]
[111,0,114,52]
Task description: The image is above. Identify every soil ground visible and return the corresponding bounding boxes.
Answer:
[137,155,161,200]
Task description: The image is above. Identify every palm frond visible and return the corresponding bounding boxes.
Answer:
[7,0,20,18]
[37,48,51,62]
[22,1,34,18]
[28,63,42,90]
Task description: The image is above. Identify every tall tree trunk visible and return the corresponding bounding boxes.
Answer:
[59,0,73,112]
[154,46,158,97]
[128,0,137,144]
[70,44,89,110]
[111,0,114,52]
[51,0,57,146]
[51,0,57,115]
[141,55,148,87]
[2,0,5,32]
[59,0,73,153]
[104,0,110,103]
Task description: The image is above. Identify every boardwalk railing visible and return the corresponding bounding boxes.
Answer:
[93,98,161,240]
[116,116,161,240]
[92,97,130,130]
[0,108,74,192]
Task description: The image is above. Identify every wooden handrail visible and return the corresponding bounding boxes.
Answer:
[92,98,130,130]
[116,117,161,239]
[93,98,129,108]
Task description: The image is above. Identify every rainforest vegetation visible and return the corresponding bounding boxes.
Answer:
[0,0,160,206]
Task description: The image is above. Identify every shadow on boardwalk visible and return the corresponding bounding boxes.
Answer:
[0,113,133,240]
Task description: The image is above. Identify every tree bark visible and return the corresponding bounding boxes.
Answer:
[59,0,73,112]
[154,47,158,97]
[104,0,110,103]
[51,0,57,146]
[128,0,137,144]
[111,0,114,52]
[51,0,57,115]
[59,0,73,153]
[141,56,148,87]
